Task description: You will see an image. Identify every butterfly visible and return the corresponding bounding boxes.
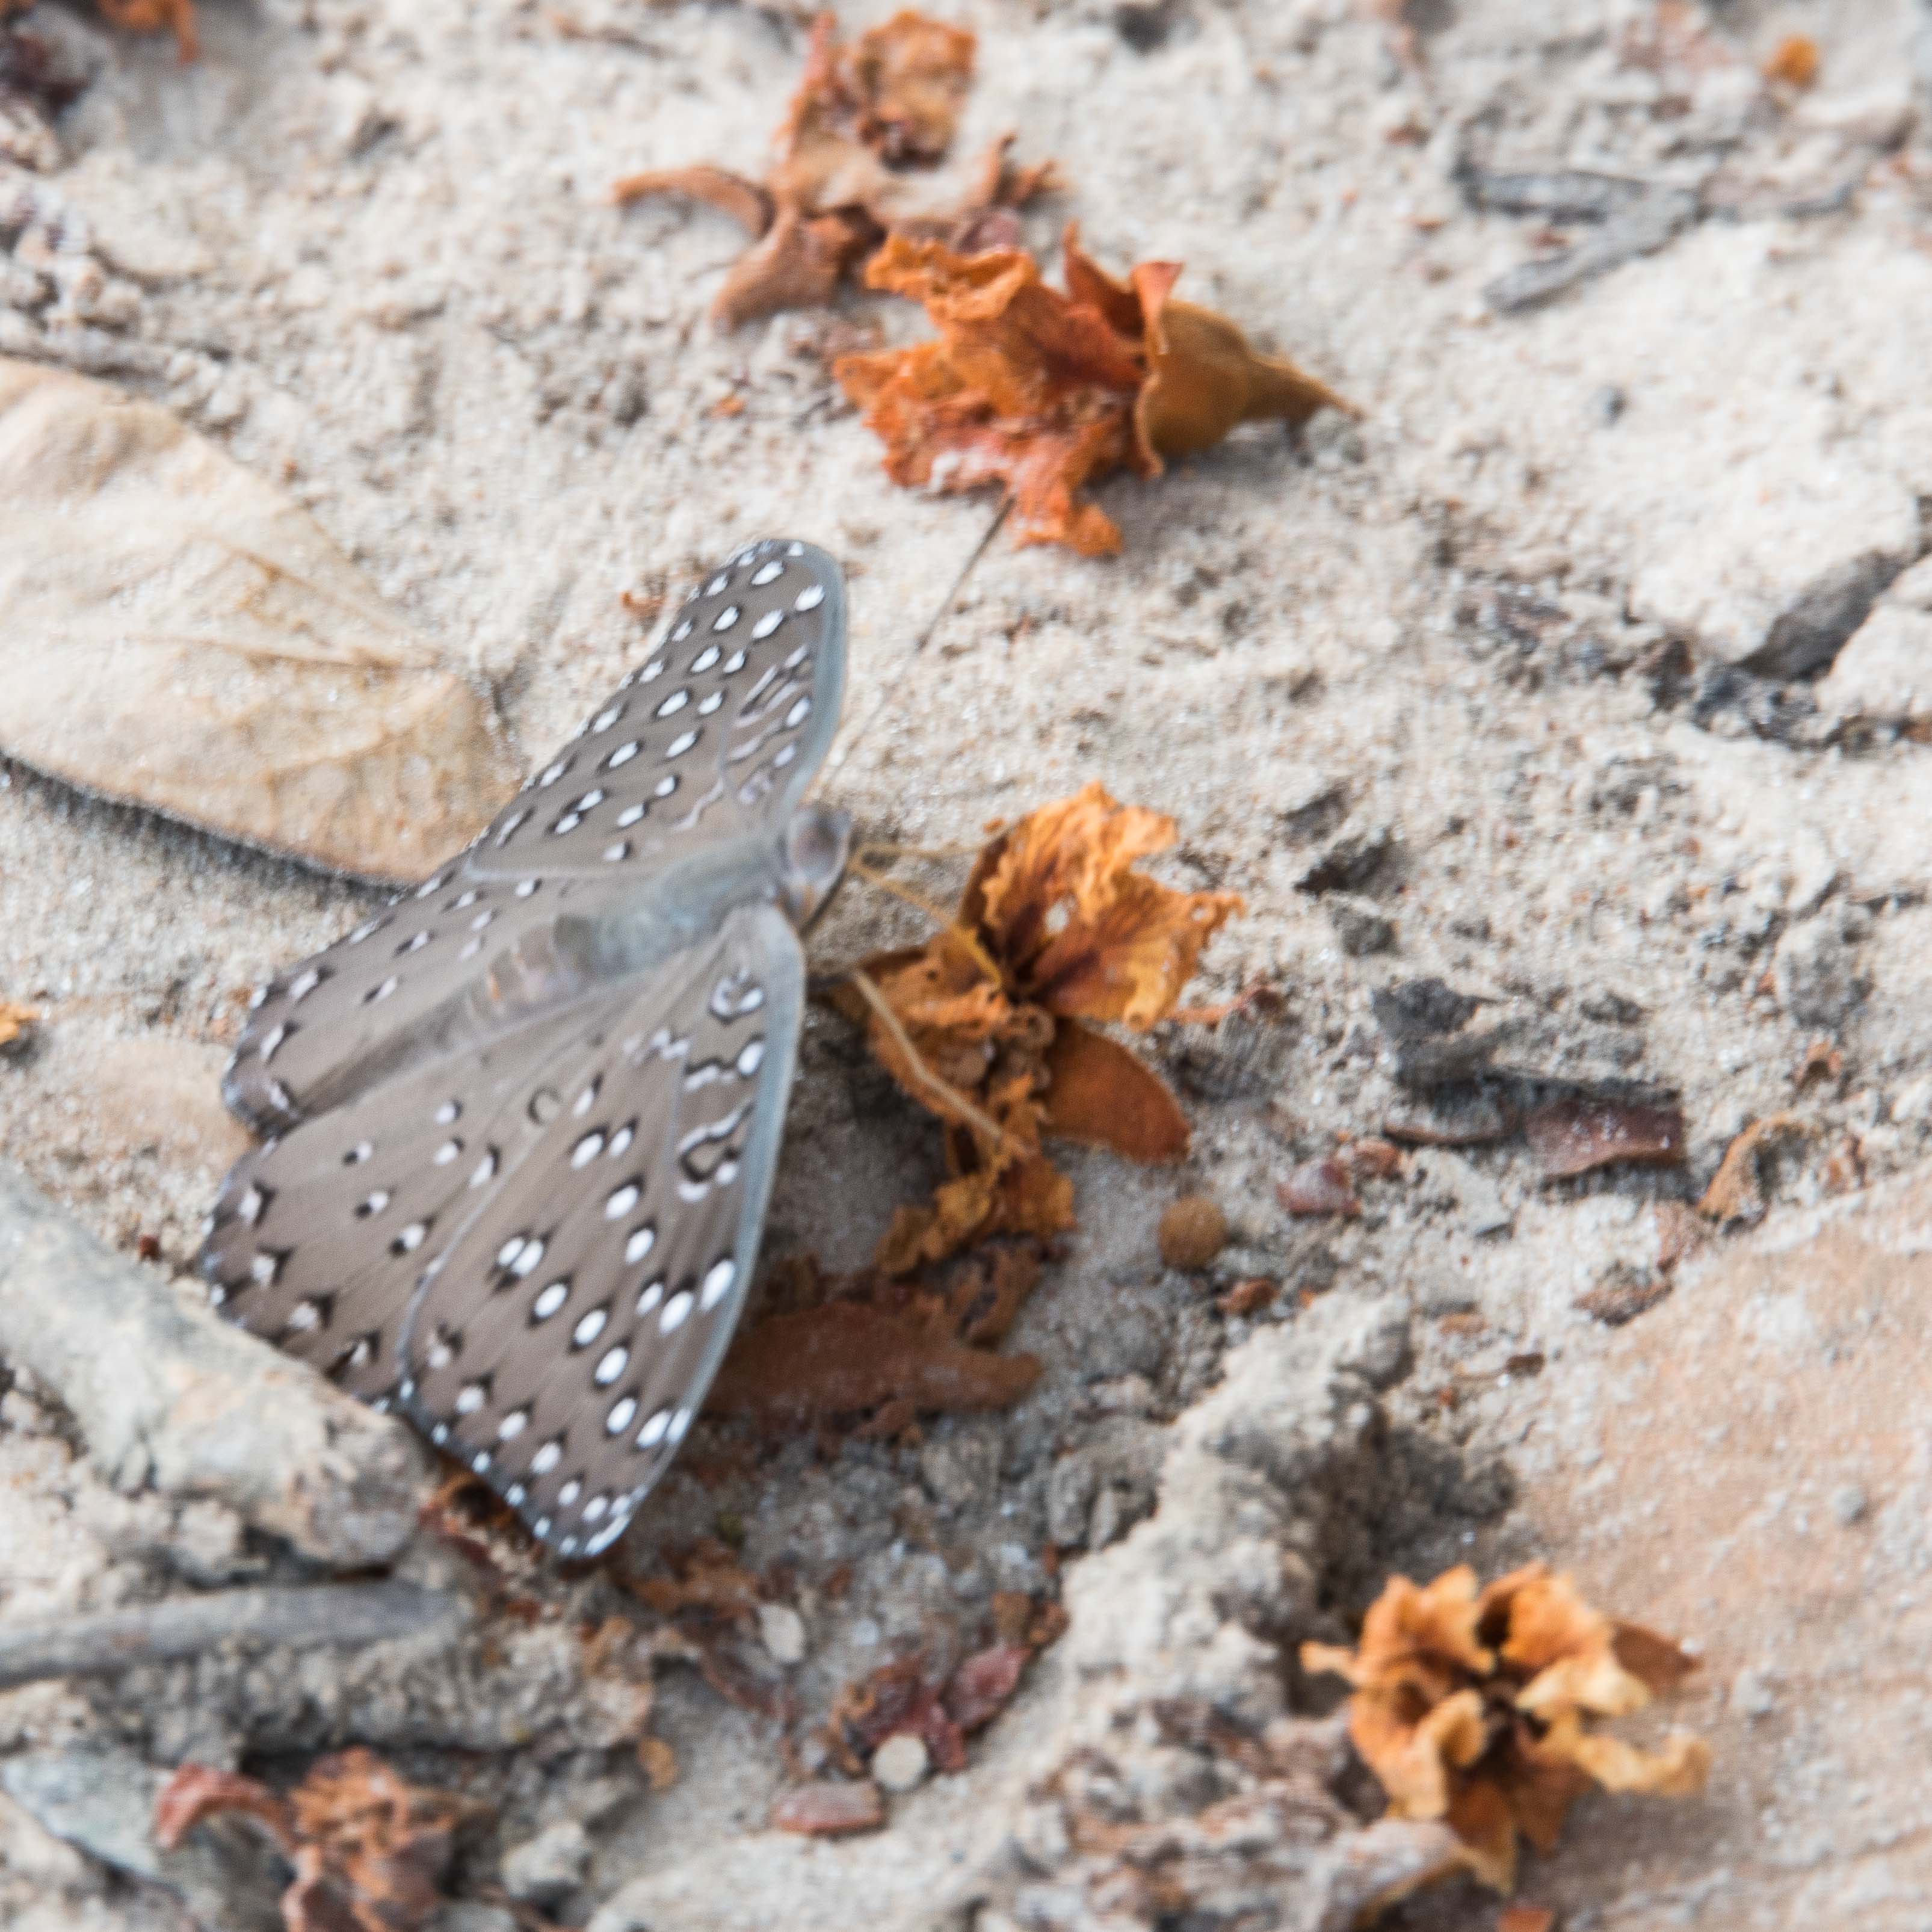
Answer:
[199,540,850,1559]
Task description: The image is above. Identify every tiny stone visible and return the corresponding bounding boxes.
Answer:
[871,1732,930,1793]
[1831,1483,1868,1526]
[1045,1453,1099,1548]
[499,1819,590,1907]
[1159,1194,1226,1270]
[758,1602,807,1665]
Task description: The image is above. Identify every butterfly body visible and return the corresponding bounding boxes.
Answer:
[200,540,847,1557]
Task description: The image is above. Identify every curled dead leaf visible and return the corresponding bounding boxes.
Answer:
[0,360,517,881]
[0,999,37,1051]
[1697,1113,1806,1223]
[614,10,1051,332]
[1302,1564,1708,1893]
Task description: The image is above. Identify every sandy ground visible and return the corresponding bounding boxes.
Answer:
[4,0,1932,1927]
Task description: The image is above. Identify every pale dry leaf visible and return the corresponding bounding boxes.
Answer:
[0,359,518,881]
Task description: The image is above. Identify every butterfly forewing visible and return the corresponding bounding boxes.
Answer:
[392,903,803,1557]
[220,539,845,1133]
[467,539,845,880]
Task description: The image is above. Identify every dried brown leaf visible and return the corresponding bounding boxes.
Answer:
[1062,229,1357,461]
[1303,1563,1707,1894]
[708,1297,1041,1425]
[0,360,517,881]
[838,236,1145,554]
[844,8,975,164]
[628,1537,762,1625]
[1524,1098,1684,1181]
[943,1643,1029,1730]
[1042,1019,1190,1160]
[841,229,1350,552]
[0,999,36,1049]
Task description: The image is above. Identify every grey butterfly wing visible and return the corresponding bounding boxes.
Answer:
[200,990,630,1401]
[220,539,845,1135]
[467,537,847,880]
[392,901,804,1557]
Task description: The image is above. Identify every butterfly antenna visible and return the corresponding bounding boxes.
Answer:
[824,495,1012,785]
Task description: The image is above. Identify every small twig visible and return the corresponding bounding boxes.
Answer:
[911,495,1013,657]
[847,854,954,925]
[854,842,985,863]
[0,1582,467,1691]
[845,969,1007,1148]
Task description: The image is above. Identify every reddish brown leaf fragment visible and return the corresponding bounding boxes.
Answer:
[1218,1277,1277,1317]
[1042,1019,1190,1159]
[945,1643,1028,1731]
[1573,1269,1673,1328]
[1277,1156,1362,1218]
[159,1750,469,1932]
[1345,1137,1404,1180]
[1524,1099,1684,1180]
[771,1780,886,1836]
[629,1539,762,1625]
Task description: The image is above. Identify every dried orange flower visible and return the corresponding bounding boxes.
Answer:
[1302,1564,1709,1892]
[841,783,1241,1270]
[837,226,1352,554]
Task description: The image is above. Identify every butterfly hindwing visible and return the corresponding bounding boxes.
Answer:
[202,992,627,1401]
[219,539,845,1135]
[392,901,804,1557]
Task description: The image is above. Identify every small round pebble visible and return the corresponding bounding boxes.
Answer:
[1831,1482,1868,1526]
[1158,1194,1227,1271]
[759,1601,807,1665]
[872,1732,930,1793]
